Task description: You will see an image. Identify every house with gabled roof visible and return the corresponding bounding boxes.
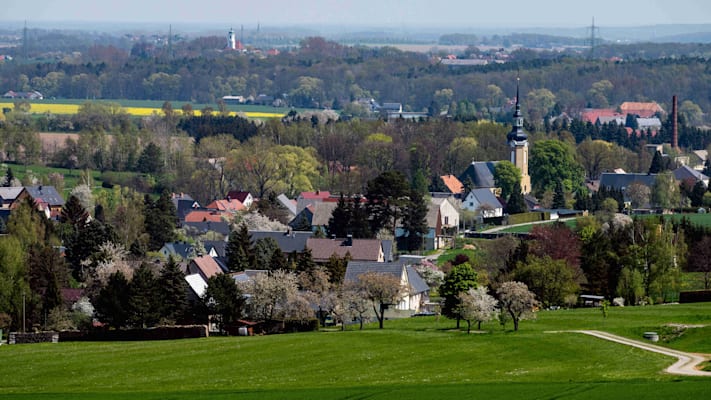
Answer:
[182,221,231,238]
[206,198,245,213]
[620,101,664,118]
[0,187,29,209]
[290,201,337,232]
[184,210,229,223]
[462,188,504,218]
[226,191,254,208]
[160,241,198,261]
[187,255,224,281]
[307,237,384,263]
[345,260,429,312]
[674,165,709,187]
[276,194,297,219]
[24,185,64,219]
[172,193,200,222]
[295,191,331,213]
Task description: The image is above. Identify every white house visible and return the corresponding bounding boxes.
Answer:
[462,188,503,218]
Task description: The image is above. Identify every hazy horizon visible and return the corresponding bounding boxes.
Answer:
[4,0,711,30]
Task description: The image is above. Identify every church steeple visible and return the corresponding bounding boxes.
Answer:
[506,76,531,195]
[507,77,528,144]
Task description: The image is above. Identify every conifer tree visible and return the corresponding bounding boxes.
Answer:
[552,181,566,209]
[158,256,188,323]
[129,263,159,328]
[327,193,351,238]
[507,190,527,214]
[226,224,253,271]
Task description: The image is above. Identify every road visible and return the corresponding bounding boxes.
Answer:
[573,330,711,376]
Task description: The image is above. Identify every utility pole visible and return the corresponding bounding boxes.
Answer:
[587,17,600,60]
[22,291,26,333]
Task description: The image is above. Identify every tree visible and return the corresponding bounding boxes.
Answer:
[625,182,651,209]
[529,139,584,197]
[64,219,118,281]
[648,151,666,174]
[690,181,707,208]
[253,237,280,270]
[204,273,244,333]
[617,267,645,306]
[0,236,30,331]
[458,286,498,333]
[576,139,616,180]
[327,193,351,238]
[128,263,159,328]
[226,225,253,272]
[157,256,189,323]
[494,161,521,202]
[3,167,14,187]
[143,192,177,251]
[400,189,429,252]
[513,256,578,308]
[496,281,538,331]
[60,195,90,229]
[552,180,566,209]
[28,244,68,324]
[241,270,299,322]
[356,271,404,329]
[365,171,410,236]
[506,190,527,214]
[94,271,131,329]
[651,172,680,209]
[136,142,164,174]
[440,263,478,328]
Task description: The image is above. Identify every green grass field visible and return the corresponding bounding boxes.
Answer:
[1,303,710,399]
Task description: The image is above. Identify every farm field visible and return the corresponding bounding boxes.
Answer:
[1,303,710,400]
[0,99,289,119]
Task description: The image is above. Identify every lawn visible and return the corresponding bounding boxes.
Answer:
[1,303,710,399]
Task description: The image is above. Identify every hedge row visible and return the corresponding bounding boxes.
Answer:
[508,212,551,225]
[59,325,208,342]
[679,290,711,303]
[9,332,59,344]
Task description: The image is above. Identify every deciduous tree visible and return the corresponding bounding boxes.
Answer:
[356,271,404,329]
[440,263,478,328]
[496,281,538,331]
[458,286,498,333]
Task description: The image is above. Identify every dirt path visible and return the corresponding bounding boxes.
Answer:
[574,330,711,376]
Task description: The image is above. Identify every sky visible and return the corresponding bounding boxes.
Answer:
[3,0,711,29]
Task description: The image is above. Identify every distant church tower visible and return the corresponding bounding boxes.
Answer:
[507,77,531,195]
[227,27,236,50]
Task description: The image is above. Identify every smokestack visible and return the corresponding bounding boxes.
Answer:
[672,95,678,150]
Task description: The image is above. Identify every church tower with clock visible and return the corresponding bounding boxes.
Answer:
[506,78,531,195]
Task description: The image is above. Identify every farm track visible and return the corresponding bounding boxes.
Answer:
[571,330,711,376]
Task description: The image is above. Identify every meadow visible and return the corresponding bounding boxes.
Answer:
[1,303,709,400]
[0,100,287,119]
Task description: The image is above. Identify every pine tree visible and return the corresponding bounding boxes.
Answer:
[506,190,527,214]
[3,167,14,187]
[129,263,160,328]
[327,193,351,238]
[649,151,664,174]
[349,196,372,238]
[60,195,90,229]
[158,256,188,323]
[94,271,131,329]
[144,192,177,251]
[401,189,429,252]
[295,248,317,272]
[552,181,566,209]
[226,224,253,271]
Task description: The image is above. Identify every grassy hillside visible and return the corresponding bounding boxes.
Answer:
[1,303,709,399]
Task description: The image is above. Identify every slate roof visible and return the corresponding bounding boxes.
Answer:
[162,242,197,259]
[0,187,25,203]
[674,165,708,184]
[204,240,228,258]
[426,199,443,228]
[344,261,429,295]
[381,239,394,263]
[250,230,313,253]
[231,269,268,284]
[307,237,383,262]
[458,161,497,189]
[182,221,231,236]
[174,199,201,221]
[467,188,503,209]
[599,173,657,191]
[24,185,64,207]
[310,202,338,227]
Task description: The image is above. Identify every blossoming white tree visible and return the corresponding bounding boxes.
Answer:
[496,281,538,331]
[458,286,498,333]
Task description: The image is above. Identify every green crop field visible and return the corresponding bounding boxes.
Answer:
[1,303,710,399]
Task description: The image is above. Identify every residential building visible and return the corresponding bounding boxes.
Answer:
[307,237,384,262]
[344,261,430,312]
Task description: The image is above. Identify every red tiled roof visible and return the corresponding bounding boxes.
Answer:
[441,174,464,194]
[184,210,227,223]
[206,198,244,212]
[299,191,331,200]
[580,108,620,123]
[191,255,222,279]
[620,102,664,118]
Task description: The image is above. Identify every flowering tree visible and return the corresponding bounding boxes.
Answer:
[496,281,538,331]
[458,286,498,333]
[356,271,404,329]
[414,261,445,290]
[241,270,299,322]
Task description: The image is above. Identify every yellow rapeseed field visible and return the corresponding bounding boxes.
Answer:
[0,102,284,119]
